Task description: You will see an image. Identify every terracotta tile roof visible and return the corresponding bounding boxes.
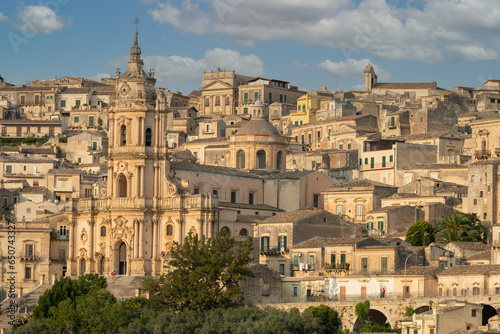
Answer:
[20,186,48,193]
[185,137,229,144]
[402,130,462,141]
[48,168,80,175]
[467,250,491,261]
[170,161,262,179]
[259,208,346,225]
[373,82,436,90]
[395,265,442,275]
[402,163,467,170]
[325,179,397,191]
[294,236,382,249]
[368,205,415,213]
[437,265,500,276]
[219,202,283,212]
[235,215,267,223]
[0,119,61,125]
[448,242,489,252]
[265,170,315,180]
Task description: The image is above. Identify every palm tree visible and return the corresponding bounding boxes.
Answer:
[437,214,470,243]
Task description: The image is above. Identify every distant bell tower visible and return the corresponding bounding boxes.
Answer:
[364,64,377,92]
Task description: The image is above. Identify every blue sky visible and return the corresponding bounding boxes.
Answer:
[1,0,500,95]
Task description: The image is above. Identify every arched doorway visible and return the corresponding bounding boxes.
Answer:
[482,304,497,325]
[352,309,389,333]
[118,242,127,275]
[256,150,266,169]
[98,256,105,275]
[80,258,86,275]
[117,174,127,198]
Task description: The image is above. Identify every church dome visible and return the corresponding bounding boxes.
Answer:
[237,119,281,136]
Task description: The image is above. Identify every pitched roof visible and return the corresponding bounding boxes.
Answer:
[259,208,338,224]
[395,265,443,275]
[20,186,48,193]
[170,161,262,179]
[467,250,491,261]
[437,265,500,276]
[373,82,436,90]
[325,179,397,192]
[48,168,80,175]
[402,163,467,170]
[219,202,283,212]
[448,242,489,252]
[294,236,382,249]
[265,170,316,180]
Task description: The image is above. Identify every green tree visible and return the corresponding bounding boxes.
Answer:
[303,304,342,334]
[406,220,435,246]
[437,213,488,243]
[355,300,370,326]
[405,307,414,317]
[149,231,254,312]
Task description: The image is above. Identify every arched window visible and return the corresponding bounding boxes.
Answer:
[117,174,127,198]
[276,151,282,170]
[237,150,245,169]
[120,125,126,146]
[239,228,248,237]
[145,128,152,147]
[100,226,106,237]
[166,224,173,236]
[256,150,266,169]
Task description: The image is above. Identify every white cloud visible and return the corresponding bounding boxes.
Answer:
[147,0,500,63]
[107,48,264,89]
[15,5,69,35]
[92,73,112,81]
[293,60,309,69]
[318,58,391,81]
[0,12,7,22]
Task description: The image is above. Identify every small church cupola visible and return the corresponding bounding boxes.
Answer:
[250,97,268,119]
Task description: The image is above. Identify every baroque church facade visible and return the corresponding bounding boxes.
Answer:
[66,32,219,277]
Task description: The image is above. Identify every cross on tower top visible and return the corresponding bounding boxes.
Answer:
[133,16,140,31]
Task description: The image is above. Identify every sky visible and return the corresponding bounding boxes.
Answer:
[1,0,500,95]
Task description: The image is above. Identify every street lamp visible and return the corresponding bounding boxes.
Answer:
[403,252,416,300]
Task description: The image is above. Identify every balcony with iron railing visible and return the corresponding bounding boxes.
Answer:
[19,252,41,262]
[260,246,289,255]
[475,149,491,160]
[4,171,43,178]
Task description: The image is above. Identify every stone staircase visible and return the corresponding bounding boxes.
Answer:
[106,276,145,300]
[0,284,51,332]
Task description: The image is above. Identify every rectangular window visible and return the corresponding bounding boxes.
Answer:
[370,157,374,169]
[25,267,32,280]
[278,235,287,251]
[336,205,343,216]
[268,92,272,102]
[367,221,373,231]
[89,116,94,127]
[381,257,387,274]
[313,194,319,208]
[340,253,346,264]
[389,155,393,162]
[74,116,79,123]
[5,165,12,173]
[361,257,368,273]
[76,100,81,107]
[254,91,259,101]
[244,92,248,103]
[280,94,283,103]
[293,285,298,296]
[309,254,315,269]
[231,191,237,203]
[293,255,299,267]
[364,158,368,165]
[193,188,200,194]
[330,253,336,266]
[249,192,254,205]
[243,107,248,114]
[359,159,362,165]
[382,156,386,168]
[25,244,33,257]
[298,105,301,111]
[92,141,97,150]
[378,221,384,231]
[317,130,321,139]
[260,236,270,252]
[279,263,285,275]
[472,309,477,317]
[356,204,363,220]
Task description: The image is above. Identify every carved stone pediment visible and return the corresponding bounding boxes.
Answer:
[111,216,134,241]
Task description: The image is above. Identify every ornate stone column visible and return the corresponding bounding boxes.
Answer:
[135,165,141,198]
[138,219,144,259]
[176,218,183,245]
[88,220,94,261]
[127,173,133,198]
[152,219,158,259]
[68,221,75,261]
[197,218,203,237]
[208,219,214,238]
[108,166,114,198]
[133,219,139,259]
